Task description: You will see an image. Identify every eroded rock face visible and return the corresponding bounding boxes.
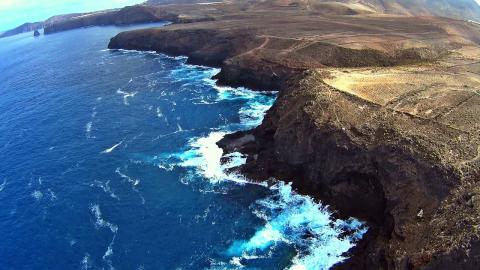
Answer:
[109,28,264,67]
[219,70,480,269]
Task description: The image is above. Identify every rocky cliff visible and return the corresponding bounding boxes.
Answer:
[108,11,480,269]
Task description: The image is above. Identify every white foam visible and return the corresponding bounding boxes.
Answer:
[177,123,183,132]
[81,253,91,270]
[0,179,6,192]
[156,107,164,118]
[116,89,138,105]
[90,204,118,270]
[101,141,123,154]
[92,180,120,200]
[90,204,118,233]
[47,188,57,201]
[86,122,93,138]
[115,168,140,187]
[115,168,145,204]
[32,190,43,200]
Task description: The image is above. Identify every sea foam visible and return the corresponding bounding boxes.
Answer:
[228,182,367,270]
[90,204,118,269]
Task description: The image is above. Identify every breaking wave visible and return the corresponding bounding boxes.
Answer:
[228,182,367,270]
[149,63,367,269]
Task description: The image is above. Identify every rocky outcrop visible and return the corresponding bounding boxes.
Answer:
[107,7,480,270]
[0,22,43,39]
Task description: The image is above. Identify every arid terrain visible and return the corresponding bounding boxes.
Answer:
[13,0,480,269]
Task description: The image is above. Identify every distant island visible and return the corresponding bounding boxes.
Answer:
[7,1,480,269]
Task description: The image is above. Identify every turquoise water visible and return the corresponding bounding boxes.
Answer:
[0,24,366,270]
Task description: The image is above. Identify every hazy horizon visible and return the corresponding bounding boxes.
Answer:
[2,0,480,32]
[0,0,144,32]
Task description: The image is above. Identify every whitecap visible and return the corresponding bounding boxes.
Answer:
[86,122,93,138]
[0,179,7,192]
[116,89,138,105]
[92,180,120,200]
[47,188,57,201]
[101,141,123,154]
[156,107,163,118]
[32,190,43,200]
[81,253,91,270]
[115,168,145,204]
[115,168,140,186]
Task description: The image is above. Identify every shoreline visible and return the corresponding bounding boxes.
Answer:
[106,13,480,270]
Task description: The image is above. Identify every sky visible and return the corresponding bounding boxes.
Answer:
[0,0,144,32]
[1,0,480,31]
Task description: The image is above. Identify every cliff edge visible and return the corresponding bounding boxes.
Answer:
[108,6,480,270]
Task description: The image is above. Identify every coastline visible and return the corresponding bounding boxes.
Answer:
[107,22,480,269]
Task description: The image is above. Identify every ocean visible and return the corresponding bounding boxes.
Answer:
[0,23,365,270]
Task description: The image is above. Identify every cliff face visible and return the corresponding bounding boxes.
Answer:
[108,14,480,269]
[223,70,479,269]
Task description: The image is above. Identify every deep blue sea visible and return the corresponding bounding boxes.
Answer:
[0,24,366,270]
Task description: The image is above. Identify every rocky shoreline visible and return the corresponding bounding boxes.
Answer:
[107,3,480,269]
